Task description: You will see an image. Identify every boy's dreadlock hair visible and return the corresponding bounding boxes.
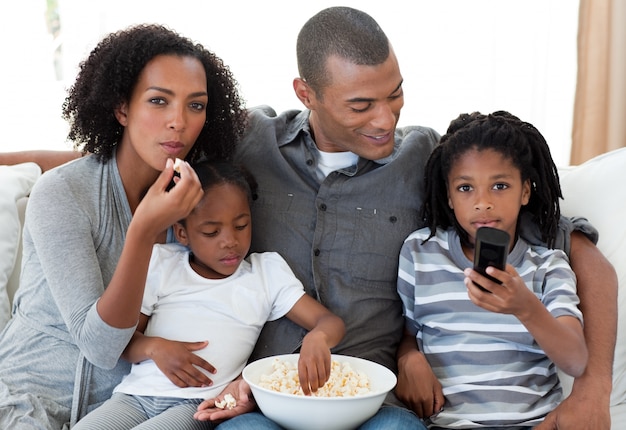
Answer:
[421,110,562,248]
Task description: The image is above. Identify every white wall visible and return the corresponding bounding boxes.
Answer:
[0,0,578,166]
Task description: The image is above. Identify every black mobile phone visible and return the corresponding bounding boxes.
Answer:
[473,227,510,292]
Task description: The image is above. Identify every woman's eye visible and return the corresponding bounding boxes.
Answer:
[203,231,218,237]
[149,97,166,105]
[236,223,249,231]
[493,183,508,190]
[190,102,205,112]
[458,185,472,192]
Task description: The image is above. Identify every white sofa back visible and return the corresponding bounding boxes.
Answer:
[7,197,27,306]
[0,162,40,329]
[557,148,626,419]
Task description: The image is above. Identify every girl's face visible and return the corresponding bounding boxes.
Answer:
[447,148,530,249]
[174,183,252,279]
[115,54,208,173]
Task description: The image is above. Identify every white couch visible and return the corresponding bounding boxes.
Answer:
[2,149,626,427]
[0,162,40,329]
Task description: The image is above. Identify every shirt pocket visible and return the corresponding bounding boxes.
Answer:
[348,206,420,287]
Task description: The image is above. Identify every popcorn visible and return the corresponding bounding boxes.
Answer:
[258,358,371,397]
[215,393,237,409]
[173,158,183,174]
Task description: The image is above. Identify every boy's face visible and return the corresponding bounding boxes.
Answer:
[175,183,252,279]
[447,148,531,250]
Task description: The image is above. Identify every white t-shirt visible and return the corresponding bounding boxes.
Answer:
[113,243,305,399]
[316,149,358,178]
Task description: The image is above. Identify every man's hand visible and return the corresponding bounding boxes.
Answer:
[536,231,616,429]
[194,377,256,422]
[0,150,81,172]
[535,373,611,429]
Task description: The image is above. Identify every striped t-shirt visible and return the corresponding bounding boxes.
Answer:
[397,227,582,428]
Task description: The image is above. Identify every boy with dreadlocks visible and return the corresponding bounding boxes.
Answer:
[396,111,588,428]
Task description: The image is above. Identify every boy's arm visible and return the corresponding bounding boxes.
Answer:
[475,258,588,378]
[536,231,617,430]
[518,309,587,377]
[0,150,82,172]
[396,329,445,418]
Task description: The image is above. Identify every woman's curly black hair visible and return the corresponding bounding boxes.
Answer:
[62,24,247,164]
[421,110,562,248]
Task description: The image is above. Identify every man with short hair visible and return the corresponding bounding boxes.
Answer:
[198,7,616,430]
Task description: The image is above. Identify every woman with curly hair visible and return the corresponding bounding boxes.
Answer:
[0,24,247,429]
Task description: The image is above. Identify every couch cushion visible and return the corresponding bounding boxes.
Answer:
[0,162,41,329]
[557,147,626,407]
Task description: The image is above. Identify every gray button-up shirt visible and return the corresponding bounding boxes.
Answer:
[236,106,439,376]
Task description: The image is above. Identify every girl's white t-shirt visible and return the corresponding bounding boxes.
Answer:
[113,243,305,399]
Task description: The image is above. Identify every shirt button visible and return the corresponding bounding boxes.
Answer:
[389,216,398,223]
[314,249,321,256]
[306,159,313,166]
[319,203,327,211]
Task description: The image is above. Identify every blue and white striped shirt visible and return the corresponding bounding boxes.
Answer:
[397,227,582,428]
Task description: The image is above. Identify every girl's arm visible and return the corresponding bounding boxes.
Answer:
[285,295,345,395]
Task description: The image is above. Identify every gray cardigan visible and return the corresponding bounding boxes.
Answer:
[0,153,136,428]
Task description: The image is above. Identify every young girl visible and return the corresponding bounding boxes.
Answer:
[396,111,588,428]
[0,24,247,428]
[73,160,345,429]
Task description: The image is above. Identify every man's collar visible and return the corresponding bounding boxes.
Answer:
[279,109,312,147]
[284,108,400,166]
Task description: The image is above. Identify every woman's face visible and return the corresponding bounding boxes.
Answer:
[115,54,208,173]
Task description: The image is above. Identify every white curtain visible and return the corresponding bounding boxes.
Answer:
[571,0,626,164]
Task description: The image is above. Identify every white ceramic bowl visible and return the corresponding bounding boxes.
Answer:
[242,354,397,430]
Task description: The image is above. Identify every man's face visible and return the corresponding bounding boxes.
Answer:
[306,49,404,160]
